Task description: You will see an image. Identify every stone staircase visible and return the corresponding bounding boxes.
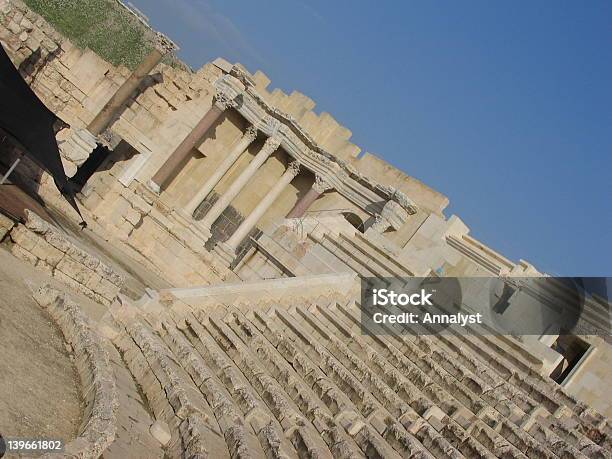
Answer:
[100,291,611,458]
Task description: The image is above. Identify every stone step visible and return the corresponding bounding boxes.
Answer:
[336,301,604,457]
[247,308,417,458]
[294,306,467,459]
[270,308,438,458]
[123,321,231,459]
[320,233,389,279]
[304,304,512,456]
[200,311,334,458]
[115,294,609,458]
[340,232,413,278]
[159,320,268,458]
[223,306,366,458]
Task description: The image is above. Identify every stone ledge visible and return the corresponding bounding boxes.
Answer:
[33,285,118,459]
[8,210,124,305]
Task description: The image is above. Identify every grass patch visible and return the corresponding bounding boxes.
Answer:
[23,0,185,70]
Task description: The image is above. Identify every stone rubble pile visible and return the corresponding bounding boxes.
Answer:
[8,210,124,305]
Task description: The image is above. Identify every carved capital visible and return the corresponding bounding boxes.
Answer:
[312,174,332,194]
[287,161,301,177]
[214,93,237,111]
[394,191,418,215]
[260,115,282,136]
[261,136,282,154]
[243,125,258,142]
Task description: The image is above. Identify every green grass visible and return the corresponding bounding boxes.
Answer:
[23,0,184,70]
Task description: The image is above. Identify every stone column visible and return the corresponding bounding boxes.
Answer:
[183,125,258,217]
[199,136,281,239]
[88,34,176,136]
[149,93,235,193]
[286,173,332,218]
[224,161,300,252]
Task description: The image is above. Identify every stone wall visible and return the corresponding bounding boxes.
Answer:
[0,212,15,240]
[7,210,124,306]
[79,167,232,286]
[1,0,447,219]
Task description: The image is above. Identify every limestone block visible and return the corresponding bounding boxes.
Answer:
[61,156,78,177]
[12,10,23,24]
[115,218,134,241]
[81,190,105,212]
[58,128,96,166]
[52,269,95,300]
[10,224,38,251]
[125,208,142,226]
[95,277,120,301]
[35,259,53,275]
[150,420,172,446]
[94,262,124,288]
[7,20,20,34]
[30,237,64,266]
[11,244,38,265]
[85,272,103,291]
[66,245,100,272]
[131,194,152,214]
[57,256,95,285]
[0,1,11,14]
[0,212,14,228]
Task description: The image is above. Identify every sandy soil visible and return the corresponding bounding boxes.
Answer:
[0,249,82,445]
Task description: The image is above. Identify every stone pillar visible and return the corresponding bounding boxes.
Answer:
[183,125,258,217]
[149,93,235,193]
[223,161,300,252]
[286,174,331,218]
[88,34,176,136]
[199,135,281,239]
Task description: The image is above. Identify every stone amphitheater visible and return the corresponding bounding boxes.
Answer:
[0,1,610,458]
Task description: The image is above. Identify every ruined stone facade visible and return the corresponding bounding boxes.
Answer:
[0,1,610,457]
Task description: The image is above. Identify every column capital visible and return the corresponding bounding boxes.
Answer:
[243,125,258,142]
[261,135,282,154]
[287,160,301,178]
[312,174,332,194]
[214,92,238,111]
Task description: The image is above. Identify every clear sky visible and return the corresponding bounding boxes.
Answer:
[131,0,611,276]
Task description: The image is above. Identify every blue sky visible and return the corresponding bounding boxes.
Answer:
[131,0,611,276]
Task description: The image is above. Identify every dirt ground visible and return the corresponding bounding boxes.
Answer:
[0,248,82,446]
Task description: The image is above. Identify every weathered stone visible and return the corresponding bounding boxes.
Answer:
[150,420,172,446]
[0,6,610,459]
[11,244,38,264]
[30,237,64,266]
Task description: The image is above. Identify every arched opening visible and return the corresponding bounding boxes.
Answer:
[343,211,365,233]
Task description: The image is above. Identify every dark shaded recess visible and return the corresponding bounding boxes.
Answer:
[343,211,365,233]
[69,144,111,192]
[0,43,82,221]
[193,191,262,258]
[550,333,590,384]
